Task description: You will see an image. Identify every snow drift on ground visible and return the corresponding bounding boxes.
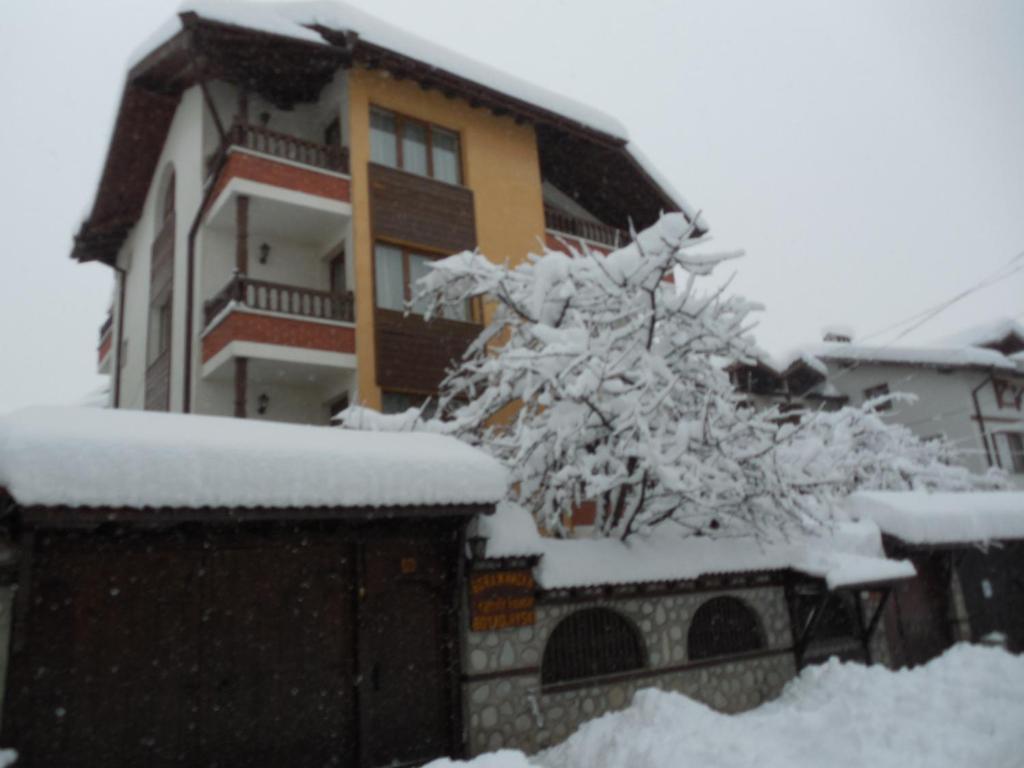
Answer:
[427,644,1024,768]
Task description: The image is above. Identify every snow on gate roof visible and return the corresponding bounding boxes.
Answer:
[480,503,915,590]
[845,491,1024,546]
[0,407,506,510]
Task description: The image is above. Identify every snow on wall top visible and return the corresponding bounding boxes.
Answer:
[808,342,1015,370]
[136,1,629,141]
[0,407,506,510]
[480,503,914,590]
[845,491,1024,546]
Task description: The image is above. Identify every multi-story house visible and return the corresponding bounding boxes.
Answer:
[732,320,1024,485]
[82,2,695,426]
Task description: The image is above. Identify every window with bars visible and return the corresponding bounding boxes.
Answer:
[541,608,645,686]
[687,597,765,661]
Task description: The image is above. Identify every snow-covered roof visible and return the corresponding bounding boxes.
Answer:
[933,318,1024,351]
[0,407,506,510]
[808,342,1015,371]
[480,503,914,590]
[845,491,1024,546]
[136,1,628,140]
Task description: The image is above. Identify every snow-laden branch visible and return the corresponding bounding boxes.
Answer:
[345,213,1006,541]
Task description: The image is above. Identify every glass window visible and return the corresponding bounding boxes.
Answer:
[431,128,460,184]
[370,109,397,167]
[374,243,405,311]
[402,120,429,176]
[408,253,434,315]
[147,297,171,365]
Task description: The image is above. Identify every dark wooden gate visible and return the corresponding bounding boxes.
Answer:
[4,523,461,768]
[957,542,1024,653]
[359,535,458,768]
[888,552,953,667]
[6,533,358,768]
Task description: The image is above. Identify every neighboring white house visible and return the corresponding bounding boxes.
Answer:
[733,319,1024,488]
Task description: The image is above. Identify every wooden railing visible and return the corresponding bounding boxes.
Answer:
[543,205,628,249]
[219,121,349,174]
[204,274,354,327]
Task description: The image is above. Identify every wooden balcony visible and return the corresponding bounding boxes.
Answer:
[204,274,354,328]
[543,204,628,249]
[210,121,349,177]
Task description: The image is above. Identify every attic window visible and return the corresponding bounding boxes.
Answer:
[541,608,645,686]
[863,383,892,411]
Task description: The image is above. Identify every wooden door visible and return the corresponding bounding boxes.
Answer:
[958,543,1024,653]
[5,543,201,768]
[890,553,953,667]
[197,541,357,768]
[359,536,456,768]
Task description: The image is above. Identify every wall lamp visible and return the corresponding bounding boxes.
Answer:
[259,242,271,265]
[257,393,269,415]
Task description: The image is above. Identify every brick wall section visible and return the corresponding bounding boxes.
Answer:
[208,152,351,211]
[202,311,356,363]
[97,333,112,365]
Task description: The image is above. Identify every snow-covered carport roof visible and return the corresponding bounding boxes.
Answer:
[479,503,915,593]
[72,0,695,266]
[0,407,506,525]
[845,491,1024,549]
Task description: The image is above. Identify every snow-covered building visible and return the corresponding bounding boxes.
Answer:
[734,319,1024,487]
[81,1,695,424]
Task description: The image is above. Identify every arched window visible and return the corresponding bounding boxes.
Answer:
[688,596,766,661]
[541,608,645,686]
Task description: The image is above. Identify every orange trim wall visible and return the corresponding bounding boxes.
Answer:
[202,311,356,363]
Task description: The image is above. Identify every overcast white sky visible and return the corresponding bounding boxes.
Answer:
[1,0,1021,413]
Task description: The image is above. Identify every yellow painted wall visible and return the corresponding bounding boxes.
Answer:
[346,66,546,409]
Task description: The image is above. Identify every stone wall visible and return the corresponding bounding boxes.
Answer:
[462,585,797,755]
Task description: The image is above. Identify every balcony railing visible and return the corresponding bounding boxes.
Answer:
[211,121,349,175]
[204,274,354,328]
[544,205,628,249]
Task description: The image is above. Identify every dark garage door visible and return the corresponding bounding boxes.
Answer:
[4,526,458,768]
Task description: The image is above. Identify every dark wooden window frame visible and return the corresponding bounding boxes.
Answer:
[373,240,474,321]
[687,596,766,662]
[540,607,646,688]
[863,382,892,411]
[370,106,463,185]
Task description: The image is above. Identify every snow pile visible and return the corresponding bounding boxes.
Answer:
[428,644,1024,768]
[480,503,914,590]
[0,407,506,509]
[845,490,1024,545]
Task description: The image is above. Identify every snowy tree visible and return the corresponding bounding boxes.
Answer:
[347,213,1003,541]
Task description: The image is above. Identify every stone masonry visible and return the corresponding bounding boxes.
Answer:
[462,585,797,755]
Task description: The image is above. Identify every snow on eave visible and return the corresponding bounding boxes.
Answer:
[809,342,1015,371]
[0,407,506,511]
[845,491,1024,547]
[623,143,703,227]
[165,1,628,141]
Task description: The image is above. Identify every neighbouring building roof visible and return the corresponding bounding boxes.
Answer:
[0,407,506,510]
[807,342,1017,372]
[844,490,1024,546]
[933,318,1024,355]
[479,502,915,590]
